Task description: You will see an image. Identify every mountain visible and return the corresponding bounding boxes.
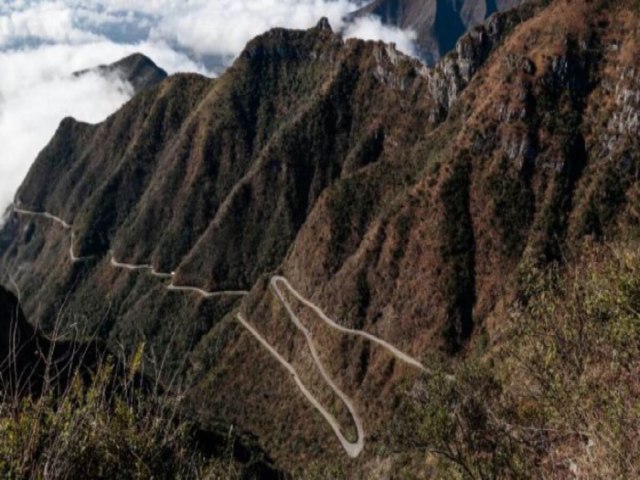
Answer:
[350,0,526,63]
[1,0,639,476]
[73,53,168,94]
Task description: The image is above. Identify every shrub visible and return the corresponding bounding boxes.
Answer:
[397,239,640,478]
[0,348,238,479]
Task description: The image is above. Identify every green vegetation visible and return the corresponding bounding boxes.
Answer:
[578,163,630,238]
[396,366,529,479]
[439,153,475,350]
[0,348,252,480]
[327,176,378,272]
[487,157,534,255]
[397,239,640,478]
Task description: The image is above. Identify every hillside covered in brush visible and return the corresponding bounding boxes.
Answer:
[1,0,639,476]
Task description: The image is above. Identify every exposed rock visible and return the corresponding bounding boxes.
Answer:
[349,0,528,64]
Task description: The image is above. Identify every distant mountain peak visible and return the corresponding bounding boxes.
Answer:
[316,17,332,31]
[351,0,525,64]
[73,52,168,94]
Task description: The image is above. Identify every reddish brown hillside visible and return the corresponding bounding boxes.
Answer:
[1,0,638,476]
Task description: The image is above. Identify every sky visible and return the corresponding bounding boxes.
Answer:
[0,0,417,213]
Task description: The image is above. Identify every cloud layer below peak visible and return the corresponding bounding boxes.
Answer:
[0,0,417,212]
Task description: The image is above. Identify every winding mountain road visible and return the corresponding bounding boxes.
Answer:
[236,313,365,458]
[14,208,91,263]
[166,283,250,298]
[109,255,175,279]
[10,204,433,458]
[13,207,71,230]
[271,276,427,372]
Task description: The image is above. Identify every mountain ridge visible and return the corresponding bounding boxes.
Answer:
[1,1,639,475]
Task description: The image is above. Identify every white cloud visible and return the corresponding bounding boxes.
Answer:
[1,0,418,66]
[0,40,206,212]
[344,16,417,56]
[0,45,129,211]
[0,0,418,212]
[150,0,354,59]
[0,2,94,47]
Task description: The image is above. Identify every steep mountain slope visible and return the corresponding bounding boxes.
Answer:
[73,53,168,94]
[1,0,639,475]
[0,16,459,362]
[351,0,526,63]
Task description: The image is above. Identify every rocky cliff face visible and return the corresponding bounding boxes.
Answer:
[1,0,639,475]
[351,0,527,63]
